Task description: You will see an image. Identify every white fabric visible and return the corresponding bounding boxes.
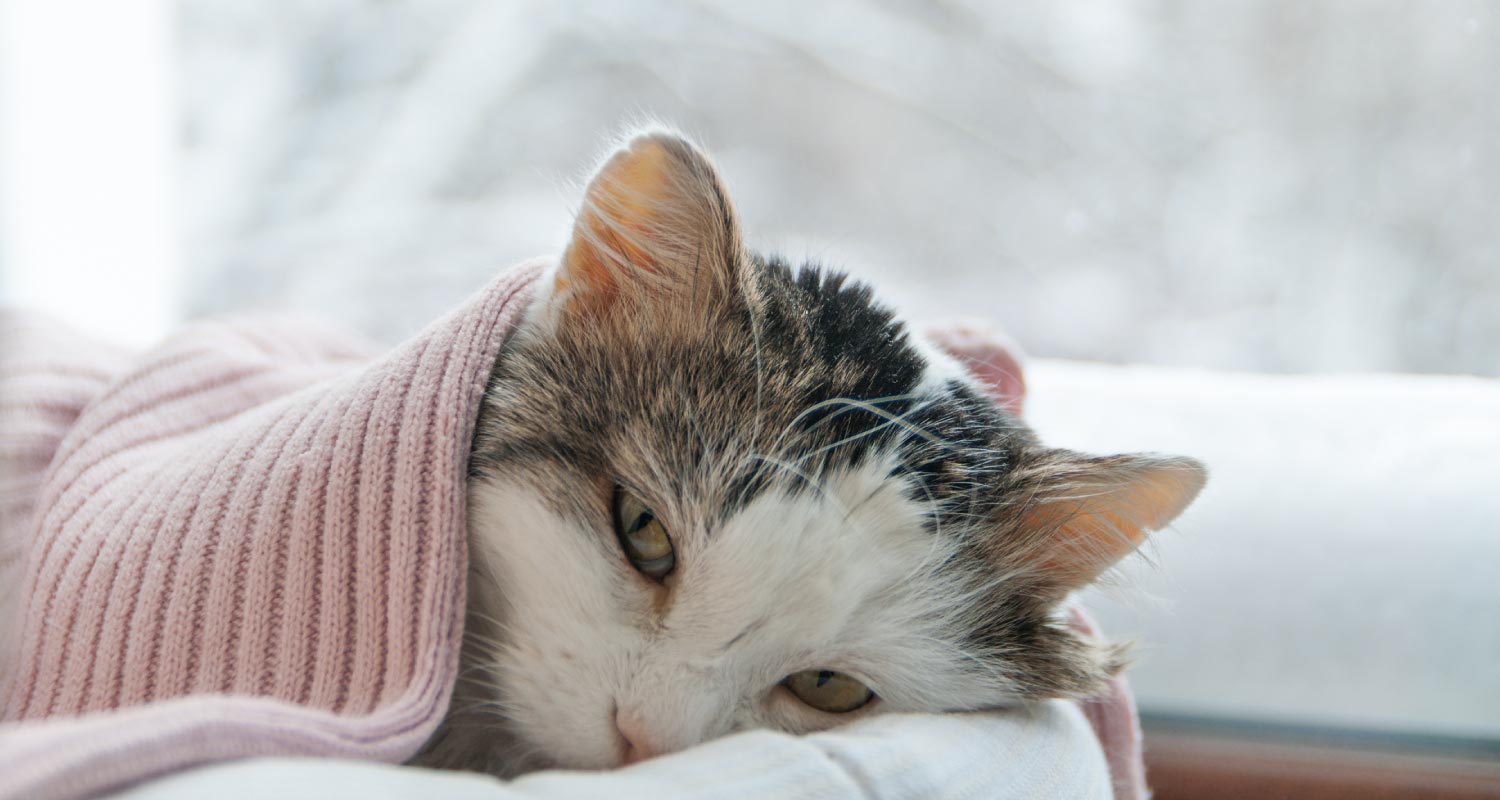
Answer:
[111,702,1110,800]
[1027,360,1500,739]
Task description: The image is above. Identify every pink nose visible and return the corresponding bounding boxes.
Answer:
[614,705,660,765]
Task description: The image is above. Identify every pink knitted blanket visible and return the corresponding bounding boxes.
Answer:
[0,261,1145,799]
[0,263,541,799]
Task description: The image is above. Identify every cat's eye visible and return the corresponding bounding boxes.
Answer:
[783,669,874,713]
[612,487,675,581]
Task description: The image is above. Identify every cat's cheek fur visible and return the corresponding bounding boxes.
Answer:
[465,476,763,768]
[459,453,1011,769]
[463,475,641,768]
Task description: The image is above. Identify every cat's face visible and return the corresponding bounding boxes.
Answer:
[456,132,1205,773]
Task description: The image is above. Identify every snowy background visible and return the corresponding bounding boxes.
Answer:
[174,0,1500,377]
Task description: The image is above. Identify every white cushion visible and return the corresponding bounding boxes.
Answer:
[111,703,1109,799]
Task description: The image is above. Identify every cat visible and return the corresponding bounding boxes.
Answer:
[414,129,1206,776]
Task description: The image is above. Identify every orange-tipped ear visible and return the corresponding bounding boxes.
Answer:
[1019,453,1207,588]
[554,131,742,316]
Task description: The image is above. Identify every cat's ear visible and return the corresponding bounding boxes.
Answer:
[551,130,743,317]
[924,321,1027,417]
[1002,451,1206,590]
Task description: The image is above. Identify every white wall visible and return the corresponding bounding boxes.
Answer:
[0,0,179,346]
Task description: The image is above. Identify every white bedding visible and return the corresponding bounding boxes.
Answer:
[113,702,1110,799]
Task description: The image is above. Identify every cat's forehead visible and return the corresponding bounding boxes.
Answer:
[479,255,1030,536]
[747,255,932,405]
[737,257,1026,520]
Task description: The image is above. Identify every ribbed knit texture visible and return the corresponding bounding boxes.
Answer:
[0,262,541,800]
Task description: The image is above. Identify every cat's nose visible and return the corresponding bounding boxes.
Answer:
[614,704,661,765]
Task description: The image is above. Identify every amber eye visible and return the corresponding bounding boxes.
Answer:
[783,669,874,713]
[613,486,675,581]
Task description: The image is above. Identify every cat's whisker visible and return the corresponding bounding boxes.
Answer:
[746,452,871,538]
[745,392,930,498]
[460,632,516,661]
[453,661,502,681]
[788,397,945,469]
[767,392,925,456]
[741,453,826,500]
[752,393,917,469]
[782,397,960,543]
[464,608,524,644]
[450,698,518,718]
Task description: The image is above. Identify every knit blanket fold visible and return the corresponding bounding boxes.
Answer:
[0,262,542,800]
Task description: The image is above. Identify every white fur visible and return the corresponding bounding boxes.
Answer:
[465,445,1020,769]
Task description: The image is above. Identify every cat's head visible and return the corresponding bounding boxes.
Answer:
[462,130,1205,771]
